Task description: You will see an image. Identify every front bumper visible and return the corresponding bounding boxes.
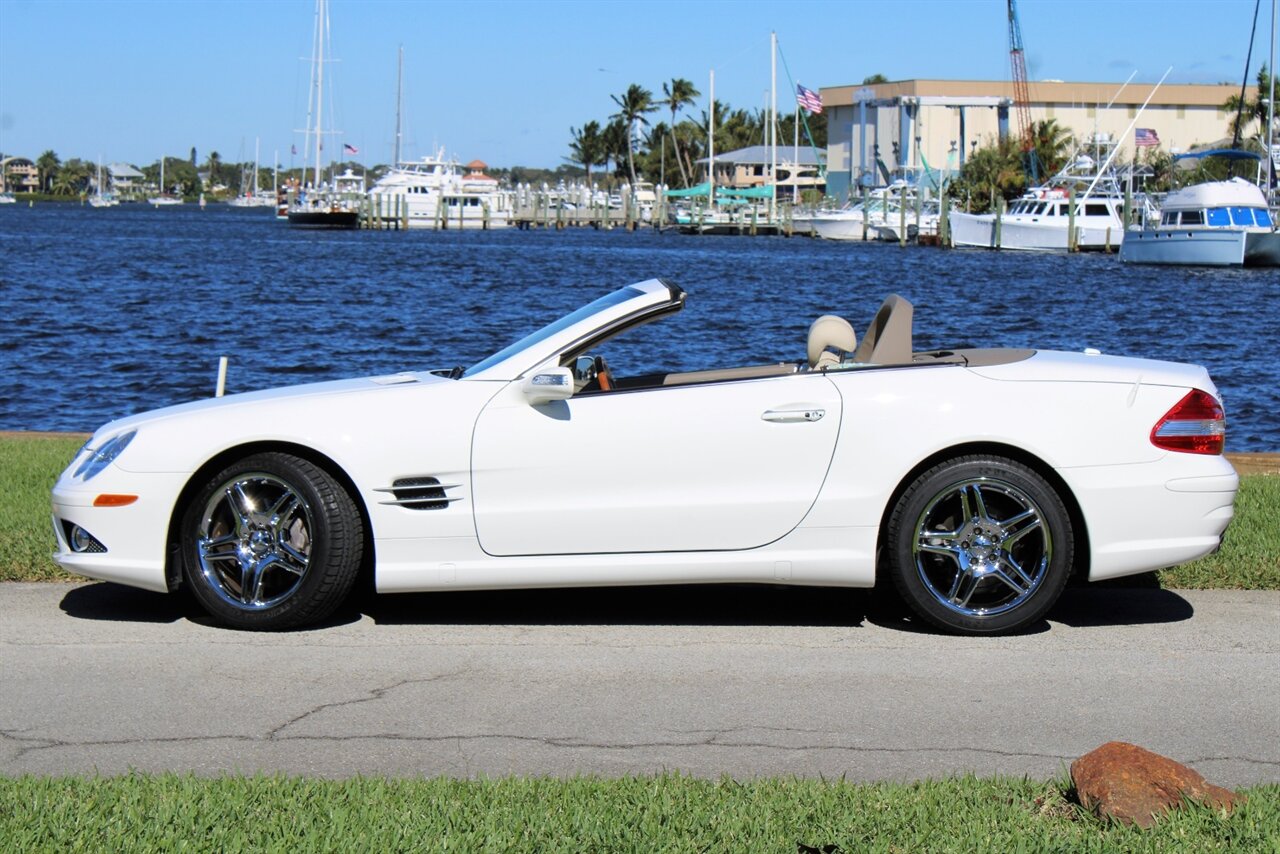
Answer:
[51,469,188,593]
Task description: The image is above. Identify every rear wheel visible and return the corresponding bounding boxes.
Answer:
[180,452,362,630]
[886,455,1073,635]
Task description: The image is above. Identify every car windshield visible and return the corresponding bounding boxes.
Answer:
[463,286,646,378]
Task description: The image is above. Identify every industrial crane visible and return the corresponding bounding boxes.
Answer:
[1007,0,1040,181]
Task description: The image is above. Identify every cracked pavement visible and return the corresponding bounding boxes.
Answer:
[1,582,1277,783]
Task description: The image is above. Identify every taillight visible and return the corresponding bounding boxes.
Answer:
[1151,389,1225,455]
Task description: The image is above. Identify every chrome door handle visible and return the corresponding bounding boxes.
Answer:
[762,408,825,423]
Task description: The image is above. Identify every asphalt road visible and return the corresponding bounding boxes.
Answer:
[2,582,1277,785]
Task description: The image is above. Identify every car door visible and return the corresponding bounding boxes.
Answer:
[470,372,842,556]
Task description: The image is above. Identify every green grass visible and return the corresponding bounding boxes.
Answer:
[0,434,84,582]
[1159,473,1280,590]
[2,434,1277,589]
[0,774,1276,852]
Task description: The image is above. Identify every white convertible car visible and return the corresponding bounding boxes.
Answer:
[52,279,1237,634]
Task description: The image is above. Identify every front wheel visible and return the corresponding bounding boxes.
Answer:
[179,452,363,630]
[885,455,1073,635]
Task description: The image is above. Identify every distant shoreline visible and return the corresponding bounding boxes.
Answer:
[4,431,1275,474]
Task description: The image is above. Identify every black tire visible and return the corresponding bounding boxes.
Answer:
[885,455,1073,635]
[179,452,363,630]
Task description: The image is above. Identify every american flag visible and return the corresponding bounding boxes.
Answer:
[343,143,359,154]
[1135,128,1159,147]
[796,84,823,114]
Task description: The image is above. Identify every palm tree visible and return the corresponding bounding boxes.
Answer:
[36,150,60,192]
[601,118,629,187]
[1223,63,1272,144]
[568,121,604,185]
[204,151,222,188]
[662,78,699,187]
[610,84,656,185]
[1030,118,1074,178]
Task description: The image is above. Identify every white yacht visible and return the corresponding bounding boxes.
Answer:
[367,151,511,229]
[1120,174,1279,267]
[950,137,1140,251]
[794,182,936,241]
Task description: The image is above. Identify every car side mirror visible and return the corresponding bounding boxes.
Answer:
[521,367,575,405]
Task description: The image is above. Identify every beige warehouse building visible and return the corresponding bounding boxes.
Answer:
[819,79,1239,199]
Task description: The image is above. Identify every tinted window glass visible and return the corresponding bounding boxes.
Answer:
[1230,207,1254,226]
[1161,212,1177,225]
[1180,210,1203,225]
[1085,204,1109,216]
[1206,207,1231,226]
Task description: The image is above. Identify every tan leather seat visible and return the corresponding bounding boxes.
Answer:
[852,295,913,364]
[807,315,858,370]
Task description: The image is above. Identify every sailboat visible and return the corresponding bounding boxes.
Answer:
[88,157,118,208]
[149,156,183,206]
[288,0,360,228]
[228,139,276,208]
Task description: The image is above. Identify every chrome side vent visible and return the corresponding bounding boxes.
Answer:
[375,477,462,510]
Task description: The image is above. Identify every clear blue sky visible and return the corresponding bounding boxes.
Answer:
[0,0,1274,170]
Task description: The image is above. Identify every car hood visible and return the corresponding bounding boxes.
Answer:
[97,371,453,435]
[83,371,477,475]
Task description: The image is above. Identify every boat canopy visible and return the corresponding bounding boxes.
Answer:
[663,183,773,200]
[1174,149,1262,163]
[664,183,711,197]
[716,186,773,199]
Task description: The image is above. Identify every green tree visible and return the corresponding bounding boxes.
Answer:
[1223,63,1272,144]
[947,137,1026,212]
[1029,118,1074,178]
[862,73,889,85]
[661,77,700,187]
[35,150,60,192]
[204,151,223,188]
[610,83,656,185]
[568,121,604,185]
[601,118,629,186]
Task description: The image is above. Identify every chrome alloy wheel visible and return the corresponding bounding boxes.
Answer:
[194,472,314,610]
[912,477,1052,618]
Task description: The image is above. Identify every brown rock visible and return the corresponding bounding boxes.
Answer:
[1071,741,1242,828]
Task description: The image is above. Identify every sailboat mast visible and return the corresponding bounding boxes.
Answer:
[253,138,260,196]
[315,0,326,188]
[708,69,715,207]
[394,45,404,167]
[1269,0,1277,201]
[770,31,777,211]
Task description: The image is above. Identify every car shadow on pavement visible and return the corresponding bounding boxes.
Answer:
[1048,586,1195,628]
[57,580,1195,633]
[356,583,875,628]
[60,582,202,624]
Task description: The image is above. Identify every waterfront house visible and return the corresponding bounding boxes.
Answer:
[695,144,825,198]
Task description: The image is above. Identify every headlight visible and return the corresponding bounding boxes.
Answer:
[73,430,137,481]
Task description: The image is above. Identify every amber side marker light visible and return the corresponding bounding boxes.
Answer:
[93,494,138,507]
[1151,390,1226,455]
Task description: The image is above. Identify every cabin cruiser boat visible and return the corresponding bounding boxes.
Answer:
[287,168,364,229]
[367,150,511,229]
[950,136,1144,251]
[1120,172,1279,267]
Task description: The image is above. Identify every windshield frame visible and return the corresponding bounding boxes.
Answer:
[462,279,684,381]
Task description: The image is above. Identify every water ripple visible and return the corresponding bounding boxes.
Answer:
[0,203,1275,450]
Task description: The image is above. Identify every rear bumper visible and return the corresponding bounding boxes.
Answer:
[1059,455,1238,582]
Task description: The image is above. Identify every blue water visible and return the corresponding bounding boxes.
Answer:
[1,202,1276,450]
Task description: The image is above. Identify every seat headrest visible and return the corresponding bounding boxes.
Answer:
[807,315,858,369]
